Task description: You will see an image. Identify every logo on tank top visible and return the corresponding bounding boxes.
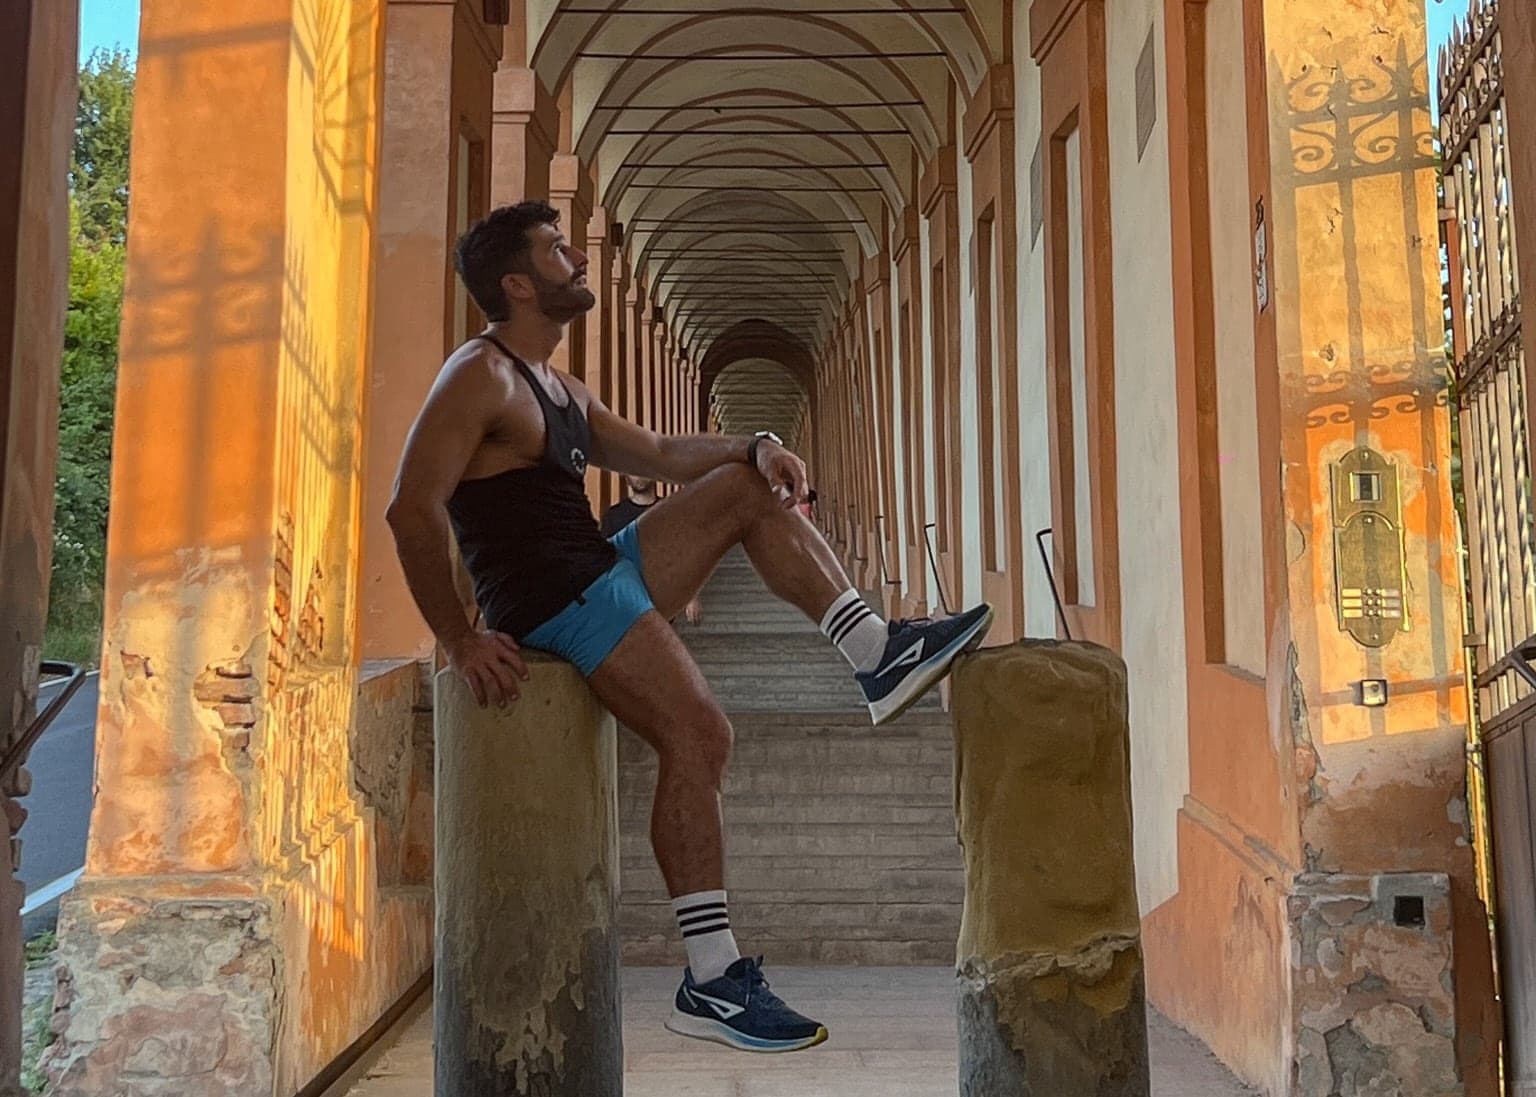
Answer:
[570,447,588,474]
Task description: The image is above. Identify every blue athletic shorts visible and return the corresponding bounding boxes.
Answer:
[522,520,655,675]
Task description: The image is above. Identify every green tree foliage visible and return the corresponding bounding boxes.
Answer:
[71,49,134,246]
[47,51,134,665]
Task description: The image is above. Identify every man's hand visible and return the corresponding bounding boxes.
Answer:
[754,441,810,508]
[445,629,529,707]
[684,598,703,625]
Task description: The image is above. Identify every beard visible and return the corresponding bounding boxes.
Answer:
[532,269,597,324]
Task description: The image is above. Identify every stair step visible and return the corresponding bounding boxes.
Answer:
[620,938,959,966]
[620,765,952,796]
[621,860,963,896]
[619,795,955,828]
[620,738,953,768]
[620,827,959,860]
[616,547,954,965]
[621,898,962,930]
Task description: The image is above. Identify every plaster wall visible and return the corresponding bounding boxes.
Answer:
[1012,22,1055,642]
[1104,0,1191,916]
[1208,0,1267,677]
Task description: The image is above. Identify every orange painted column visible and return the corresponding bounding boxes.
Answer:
[893,205,928,613]
[920,147,963,615]
[361,0,500,660]
[624,279,642,425]
[645,314,662,431]
[1144,4,1499,1094]
[1265,5,1495,1090]
[865,249,901,612]
[583,206,608,509]
[665,337,678,437]
[549,151,591,380]
[45,2,445,1093]
[963,64,1023,638]
[490,43,555,205]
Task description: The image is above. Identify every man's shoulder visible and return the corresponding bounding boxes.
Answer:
[433,341,519,403]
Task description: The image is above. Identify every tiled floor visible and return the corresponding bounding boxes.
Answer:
[341,967,1256,1096]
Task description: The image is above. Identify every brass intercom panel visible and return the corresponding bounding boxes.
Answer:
[1330,448,1410,648]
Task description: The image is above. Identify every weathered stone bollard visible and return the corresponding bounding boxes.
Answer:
[951,640,1150,1096]
[435,656,623,1096]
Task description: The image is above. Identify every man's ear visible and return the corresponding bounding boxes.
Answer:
[501,270,533,302]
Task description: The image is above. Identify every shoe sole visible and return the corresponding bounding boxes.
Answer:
[665,1009,830,1053]
[868,606,995,727]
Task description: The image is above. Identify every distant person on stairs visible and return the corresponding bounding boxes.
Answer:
[602,475,701,624]
[386,201,994,1055]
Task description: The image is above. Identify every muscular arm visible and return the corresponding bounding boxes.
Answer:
[583,384,809,502]
[386,360,527,704]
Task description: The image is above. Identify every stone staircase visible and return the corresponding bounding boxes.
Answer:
[618,549,963,965]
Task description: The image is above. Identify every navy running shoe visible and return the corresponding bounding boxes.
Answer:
[856,604,995,725]
[666,956,829,1053]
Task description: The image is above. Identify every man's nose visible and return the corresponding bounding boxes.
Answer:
[570,245,589,268]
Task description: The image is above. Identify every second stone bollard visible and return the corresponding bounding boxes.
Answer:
[434,656,623,1097]
[951,640,1150,1096]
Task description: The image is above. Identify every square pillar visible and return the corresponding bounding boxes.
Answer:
[44,1,458,1091]
[548,151,591,379]
[491,63,555,205]
[361,0,501,660]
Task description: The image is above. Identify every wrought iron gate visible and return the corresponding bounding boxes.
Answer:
[1441,1,1536,1087]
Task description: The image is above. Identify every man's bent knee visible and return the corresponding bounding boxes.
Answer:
[677,710,733,784]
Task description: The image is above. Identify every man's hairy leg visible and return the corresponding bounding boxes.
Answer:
[587,613,731,895]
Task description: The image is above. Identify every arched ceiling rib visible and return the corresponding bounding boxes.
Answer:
[527,1,1002,431]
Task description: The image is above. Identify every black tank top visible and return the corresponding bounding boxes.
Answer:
[446,336,617,637]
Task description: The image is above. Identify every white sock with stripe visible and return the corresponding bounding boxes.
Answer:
[672,890,740,983]
[819,590,889,672]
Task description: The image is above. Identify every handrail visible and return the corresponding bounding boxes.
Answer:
[922,522,952,615]
[1,661,85,785]
[872,515,896,586]
[1034,528,1073,641]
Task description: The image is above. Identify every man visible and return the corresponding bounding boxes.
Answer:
[602,474,702,624]
[386,201,993,1053]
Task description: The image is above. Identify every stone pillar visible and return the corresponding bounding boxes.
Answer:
[46,1,437,1092]
[0,3,75,1092]
[361,0,501,660]
[951,642,1149,1096]
[435,657,622,1096]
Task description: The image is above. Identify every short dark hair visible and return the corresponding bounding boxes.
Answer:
[454,201,561,321]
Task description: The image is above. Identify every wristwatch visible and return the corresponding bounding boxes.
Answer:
[746,429,782,467]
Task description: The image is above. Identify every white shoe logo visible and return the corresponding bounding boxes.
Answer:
[687,986,746,1020]
[875,639,926,678]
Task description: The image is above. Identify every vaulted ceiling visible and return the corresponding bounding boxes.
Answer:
[526,1,1005,436]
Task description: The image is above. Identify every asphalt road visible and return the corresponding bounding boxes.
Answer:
[21,673,98,938]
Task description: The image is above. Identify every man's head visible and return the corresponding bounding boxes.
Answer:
[454,201,596,325]
[624,475,656,497]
